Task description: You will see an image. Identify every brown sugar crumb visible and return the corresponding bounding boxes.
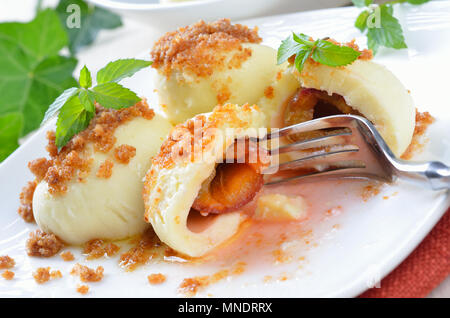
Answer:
[26,230,63,257]
[17,180,37,223]
[119,229,162,272]
[96,159,114,178]
[25,100,154,195]
[60,251,75,262]
[272,249,293,264]
[344,39,373,60]
[71,263,104,282]
[276,71,282,81]
[114,144,136,164]
[147,273,166,285]
[361,183,383,202]
[0,255,15,269]
[76,284,89,295]
[33,267,51,284]
[179,262,245,296]
[151,19,262,78]
[264,86,274,99]
[401,111,435,160]
[83,239,120,260]
[2,270,14,280]
[28,158,52,181]
[216,85,231,105]
[50,270,62,279]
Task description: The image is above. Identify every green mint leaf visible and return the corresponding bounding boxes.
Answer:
[311,40,361,67]
[43,87,79,124]
[293,49,312,73]
[96,59,152,84]
[277,33,313,65]
[92,82,141,110]
[406,0,430,4]
[277,35,302,65]
[78,89,95,113]
[55,94,93,150]
[355,10,370,32]
[0,113,22,161]
[292,33,314,46]
[56,0,122,55]
[0,9,77,161]
[366,4,407,53]
[79,65,92,88]
[352,0,372,8]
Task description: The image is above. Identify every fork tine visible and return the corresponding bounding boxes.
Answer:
[269,131,352,155]
[264,162,392,186]
[262,115,355,141]
[267,146,360,172]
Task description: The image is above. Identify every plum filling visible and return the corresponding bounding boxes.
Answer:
[284,88,362,142]
[192,139,269,214]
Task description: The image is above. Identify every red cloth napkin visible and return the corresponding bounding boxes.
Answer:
[359,209,450,298]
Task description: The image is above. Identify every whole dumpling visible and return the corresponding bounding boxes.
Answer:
[31,100,173,245]
[151,19,281,124]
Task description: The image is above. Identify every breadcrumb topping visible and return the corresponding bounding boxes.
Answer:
[147,273,166,285]
[26,230,63,257]
[151,19,261,78]
[0,255,15,269]
[114,144,136,164]
[71,263,104,282]
[83,239,120,260]
[60,251,75,261]
[401,111,435,160]
[96,159,114,178]
[76,284,89,295]
[32,267,62,284]
[17,180,37,223]
[1,270,14,280]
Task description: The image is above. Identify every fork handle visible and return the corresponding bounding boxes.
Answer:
[396,160,450,191]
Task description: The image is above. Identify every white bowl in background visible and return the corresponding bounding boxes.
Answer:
[87,0,350,31]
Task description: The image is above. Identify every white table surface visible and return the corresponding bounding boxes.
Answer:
[0,0,448,298]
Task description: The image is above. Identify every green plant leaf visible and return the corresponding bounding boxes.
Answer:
[0,9,68,63]
[55,94,93,150]
[355,10,370,32]
[0,113,22,161]
[96,59,152,84]
[78,89,95,112]
[277,35,301,65]
[43,87,79,124]
[0,9,77,161]
[293,49,312,73]
[311,40,361,67]
[92,82,140,109]
[56,0,122,55]
[79,65,92,88]
[352,0,373,8]
[406,0,430,4]
[366,4,407,53]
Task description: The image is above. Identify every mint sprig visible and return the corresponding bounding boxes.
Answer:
[43,58,152,150]
[352,0,430,54]
[277,33,361,73]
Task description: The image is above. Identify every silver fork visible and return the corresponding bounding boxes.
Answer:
[261,114,450,190]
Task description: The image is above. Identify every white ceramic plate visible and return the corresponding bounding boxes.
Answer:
[87,0,349,31]
[1,2,450,298]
